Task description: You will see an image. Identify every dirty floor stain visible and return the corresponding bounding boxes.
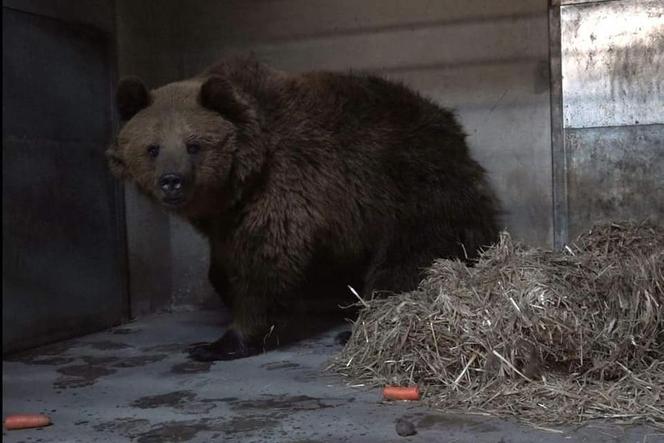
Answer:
[84,341,132,351]
[134,421,212,443]
[261,361,301,370]
[54,364,117,389]
[170,360,213,374]
[131,390,197,409]
[112,354,167,368]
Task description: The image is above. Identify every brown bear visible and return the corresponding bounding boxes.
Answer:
[107,57,499,361]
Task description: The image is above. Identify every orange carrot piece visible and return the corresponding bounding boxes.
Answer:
[383,385,420,401]
[4,414,51,430]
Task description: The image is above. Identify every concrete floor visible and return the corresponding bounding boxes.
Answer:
[3,310,661,443]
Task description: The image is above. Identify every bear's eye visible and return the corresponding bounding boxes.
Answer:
[186,143,201,155]
[147,144,160,158]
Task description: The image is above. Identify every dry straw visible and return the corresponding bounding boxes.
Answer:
[331,222,664,427]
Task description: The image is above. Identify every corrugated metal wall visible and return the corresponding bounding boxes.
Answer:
[116,0,554,310]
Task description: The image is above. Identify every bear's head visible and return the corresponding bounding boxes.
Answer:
[107,75,261,217]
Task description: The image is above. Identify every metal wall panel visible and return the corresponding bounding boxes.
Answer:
[555,0,664,242]
[566,124,664,238]
[561,0,664,129]
[2,7,126,353]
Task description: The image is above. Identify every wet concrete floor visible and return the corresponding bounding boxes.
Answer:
[3,311,661,442]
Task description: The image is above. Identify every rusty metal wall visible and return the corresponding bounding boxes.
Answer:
[555,0,664,242]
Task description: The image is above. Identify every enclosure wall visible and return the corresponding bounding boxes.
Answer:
[558,0,664,241]
[2,0,127,353]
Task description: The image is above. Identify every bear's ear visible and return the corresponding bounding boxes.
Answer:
[199,75,253,125]
[116,76,151,121]
[105,145,126,179]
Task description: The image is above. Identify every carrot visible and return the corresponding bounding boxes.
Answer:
[383,385,420,401]
[4,414,51,430]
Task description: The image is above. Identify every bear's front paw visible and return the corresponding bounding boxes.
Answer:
[187,329,259,361]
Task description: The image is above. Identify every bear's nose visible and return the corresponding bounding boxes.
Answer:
[159,173,184,194]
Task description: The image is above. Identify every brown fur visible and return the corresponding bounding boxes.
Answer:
[108,57,500,360]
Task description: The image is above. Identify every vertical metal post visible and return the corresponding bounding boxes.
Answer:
[549,1,568,249]
[109,0,132,321]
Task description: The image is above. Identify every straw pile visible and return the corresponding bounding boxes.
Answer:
[331,222,664,427]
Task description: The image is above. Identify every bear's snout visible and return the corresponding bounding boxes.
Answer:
[159,173,186,203]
